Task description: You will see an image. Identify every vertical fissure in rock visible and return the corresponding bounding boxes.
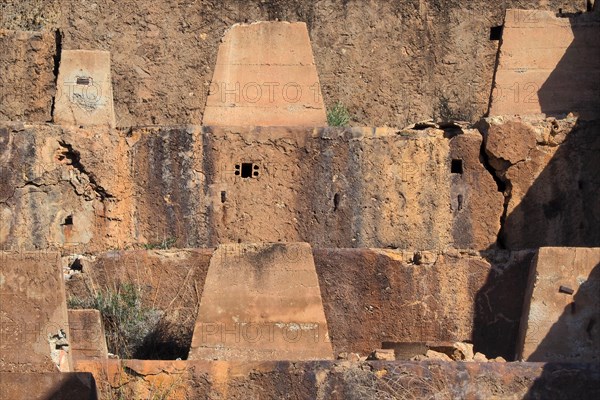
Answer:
[49,29,62,122]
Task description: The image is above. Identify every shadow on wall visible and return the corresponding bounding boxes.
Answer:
[42,372,99,400]
[537,12,600,120]
[524,264,600,400]
[473,10,600,358]
[473,119,599,359]
[500,119,600,249]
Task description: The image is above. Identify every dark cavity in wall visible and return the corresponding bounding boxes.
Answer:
[49,29,62,122]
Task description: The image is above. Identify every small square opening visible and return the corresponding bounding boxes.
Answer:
[62,215,73,226]
[490,25,503,40]
[241,163,253,178]
[451,159,463,174]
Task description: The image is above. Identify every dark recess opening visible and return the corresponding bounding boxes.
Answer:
[333,193,340,211]
[62,215,73,226]
[241,163,253,178]
[490,25,503,40]
[451,159,463,174]
[221,191,226,203]
[69,258,83,271]
[76,76,91,85]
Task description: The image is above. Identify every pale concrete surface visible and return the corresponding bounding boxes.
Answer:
[68,309,108,361]
[490,9,600,119]
[517,247,600,361]
[202,22,327,126]
[188,242,333,361]
[54,50,116,128]
[0,251,72,372]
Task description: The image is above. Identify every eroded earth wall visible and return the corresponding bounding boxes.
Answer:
[0,124,502,252]
[0,0,586,127]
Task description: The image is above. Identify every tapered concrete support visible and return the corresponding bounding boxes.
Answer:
[489,9,600,119]
[0,251,72,372]
[202,22,327,126]
[54,50,116,128]
[517,247,600,361]
[188,243,333,361]
[68,310,108,361]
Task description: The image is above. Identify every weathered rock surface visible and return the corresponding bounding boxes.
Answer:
[482,116,600,249]
[73,359,600,400]
[67,248,535,360]
[517,247,600,362]
[66,249,213,360]
[0,29,56,122]
[0,124,502,252]
[0,1,585,127]
[203,22,326,126]
[0,251,72,372]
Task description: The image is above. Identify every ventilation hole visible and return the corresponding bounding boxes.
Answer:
[241,163,253,178]
[253,165,259,170]
[221,191,226,203]
[234,164,240,176]
[451,159,463,174]
[333,193,340,211]
[457,194,463,211]
[253,171,259,177]
[76,77,90,85]
[490,25,503,40]
[62,215,73,226]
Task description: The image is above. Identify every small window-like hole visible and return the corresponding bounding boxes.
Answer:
[69,258,83,271]
[221,191,226,203]
[76,77,90,85]
[253,171,259,177]
[490,25,503,40]
[241,163,253,178]
[333,193,340,211]
[451,159,463,174]
[62,215,73,226]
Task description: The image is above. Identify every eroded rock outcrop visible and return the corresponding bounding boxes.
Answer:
[481,115,600,249]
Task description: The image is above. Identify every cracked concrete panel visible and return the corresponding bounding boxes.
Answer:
[202,22,326,126]
[54,50,116,129]
[0,251,72,372]
[517,247,600,362]
[189,243,334,361]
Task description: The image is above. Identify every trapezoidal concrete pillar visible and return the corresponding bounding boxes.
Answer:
[54,50,116,128]
[202,22,327,127]
[188,242,333,361]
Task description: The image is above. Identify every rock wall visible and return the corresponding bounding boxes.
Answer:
[0,0,583,127]
[0,123,502,252]
[66,247,535,360]
[482,116,600,249]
